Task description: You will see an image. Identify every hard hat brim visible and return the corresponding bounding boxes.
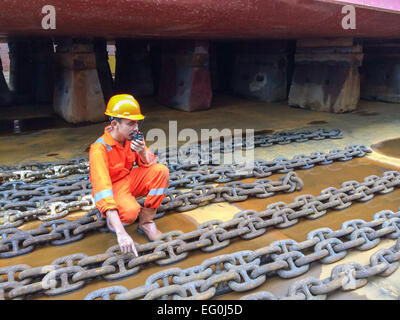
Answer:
[105,112,145,121]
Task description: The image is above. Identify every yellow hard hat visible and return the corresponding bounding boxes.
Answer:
[105,94,145,121]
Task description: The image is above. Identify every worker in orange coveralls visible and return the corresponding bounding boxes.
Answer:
[89,94,169,256]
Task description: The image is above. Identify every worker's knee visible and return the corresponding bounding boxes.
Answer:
[118,204,141,225]
[151,163,169,180]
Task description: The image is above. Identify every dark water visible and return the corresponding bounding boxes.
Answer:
[354,110,380,117]
[0,116,69,136]
[307,120,328,125]
[372,138,400,159]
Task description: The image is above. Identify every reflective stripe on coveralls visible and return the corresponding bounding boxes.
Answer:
[111,164,169,224]
[94,189,114,203]
[148,188,168,196]
[95,137,112,152]
[89,125,169,224]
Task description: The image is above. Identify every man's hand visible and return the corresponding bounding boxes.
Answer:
[116,231,138,256]
[131,138,157,165]
[106,209,138,256]
[131,138,146,155]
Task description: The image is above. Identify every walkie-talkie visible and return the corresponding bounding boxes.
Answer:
[129,132,143,141]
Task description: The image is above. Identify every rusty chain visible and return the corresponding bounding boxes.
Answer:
[0,158,90,184]
[83,216,400,300]
[155,128,343,164]
[0,128,393,301]
[0,143,365,191]
[0,128,342,183]
[0,144,371,228]
[2,202,400,300]
[0,169,398,258]
[0,144,368,199]
[166,144,369,188]
[240,239,400,300]
[0,171,303,229]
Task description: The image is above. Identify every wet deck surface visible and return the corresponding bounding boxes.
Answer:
[372,138,400,160]
[1,95,400,167]
[2,96,400,299]
[2,157,400,300]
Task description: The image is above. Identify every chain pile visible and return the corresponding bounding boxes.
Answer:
[2,203,400,300]
[240,240,400,300]
[0,145,371,229]
[0,158,90,183]
[157,171,303,214]
[81,209,400,300]
[166,144,370,188]
[1,170,398,258]
[0,128,343,183]
[0,171,303,230]
[1,127,393,300]
[155,128,343,164]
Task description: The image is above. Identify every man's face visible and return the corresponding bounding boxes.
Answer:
[113,118,139,140]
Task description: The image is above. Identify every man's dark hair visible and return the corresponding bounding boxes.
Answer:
[109,116,122,123]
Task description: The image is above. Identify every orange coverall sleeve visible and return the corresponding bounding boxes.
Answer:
[136,146,158,168]
[89,144,118,216]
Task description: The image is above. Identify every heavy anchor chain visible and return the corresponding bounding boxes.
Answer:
[84,230,400,300]
[0,144,371,228]
[1,170,398,258]
[0,128,342,183]
[0,171,303,229]
[0,144,368,195]
[156,128,343,163]
[3,205,400,300]
[240,239,400,300]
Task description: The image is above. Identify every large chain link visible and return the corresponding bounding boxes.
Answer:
[240,239,400,300]
[83,217,400,300]
[166,144,370,189]
[1,128,392,301]
[0,171,303,229]
[0,128,343,184]
[155,128,343,164]
[0,144,371,228]
[1,170,398,258]
[2,205,400,300]
[0,158,89,183]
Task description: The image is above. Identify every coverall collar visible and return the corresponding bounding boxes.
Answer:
[103,125,119,146]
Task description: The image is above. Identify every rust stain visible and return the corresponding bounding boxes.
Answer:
[2,157,400,300]
[372,137,400,159]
